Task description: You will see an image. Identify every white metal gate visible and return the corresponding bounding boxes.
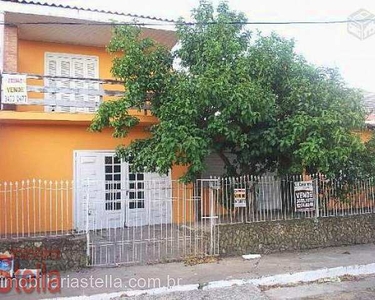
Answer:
[83,178,219,266]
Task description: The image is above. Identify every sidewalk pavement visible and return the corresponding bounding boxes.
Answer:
[2,243,375,300]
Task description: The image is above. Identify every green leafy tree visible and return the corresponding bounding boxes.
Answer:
[90,1,367,182]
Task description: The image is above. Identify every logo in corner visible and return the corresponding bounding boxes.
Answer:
[348,9,375,40]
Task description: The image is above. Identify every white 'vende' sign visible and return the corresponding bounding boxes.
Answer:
[294,180,316,212]
[1,74,28,104]
[234,188,247,208]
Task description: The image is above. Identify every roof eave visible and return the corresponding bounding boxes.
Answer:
[0,1,176,32]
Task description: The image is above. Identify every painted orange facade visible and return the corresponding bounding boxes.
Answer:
[19,40,114,79]
[0,36,195,235]
[0,124,149,181]
[16,40,123,112]
[358,129,373,143]
[0,39,169,181]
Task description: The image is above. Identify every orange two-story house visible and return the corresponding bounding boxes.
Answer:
[0,0,197,234]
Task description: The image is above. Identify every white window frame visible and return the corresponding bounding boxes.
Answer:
[44,52,100,113]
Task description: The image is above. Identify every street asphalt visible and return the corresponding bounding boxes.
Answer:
[117,274,375,300]
[1,244,375,299]
[118,284,269,300]
[265,274,375,300]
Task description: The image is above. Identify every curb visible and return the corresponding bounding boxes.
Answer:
[204,262,375,290]
[46,262,375,299]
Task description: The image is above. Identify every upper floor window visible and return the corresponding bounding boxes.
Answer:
[45,53,100,113]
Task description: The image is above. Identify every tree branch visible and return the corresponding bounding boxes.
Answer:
[217,150,238,176]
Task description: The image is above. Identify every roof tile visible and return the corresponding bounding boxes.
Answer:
[3,0,176,23]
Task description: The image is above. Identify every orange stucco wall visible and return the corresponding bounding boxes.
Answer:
[3,40,128,179]
[17,39,122,112]
[11,39,189,180]
[0,122,187,182]
[358,130,373,143]
[0,123,191,234]
[0,123,150,181]
[0,39,192,235]
[19,39,114,79]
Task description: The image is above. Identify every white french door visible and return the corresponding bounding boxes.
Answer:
[74,151,173,231]
[74,151,151,230]
[74,151,126,230]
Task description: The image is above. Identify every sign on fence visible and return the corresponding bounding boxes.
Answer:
[1,74,28,104]
[0,252,14,278]
[234,188,247,208]
[294,180,316,212]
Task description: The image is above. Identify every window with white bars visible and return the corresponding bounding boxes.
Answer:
[105,156,122,211]
[44,53,100,113]
[128,167,145,209]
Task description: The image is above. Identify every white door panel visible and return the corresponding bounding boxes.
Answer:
[75,151,172,230]
[75,151,124,231]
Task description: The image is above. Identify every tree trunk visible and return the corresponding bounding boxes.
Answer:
[217,150,238,176]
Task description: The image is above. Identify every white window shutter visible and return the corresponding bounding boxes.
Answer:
[72,58,86,113]
[86,59,100,112]
[45,56,58,112]
[59,58,72,112]
[45,53,99,113]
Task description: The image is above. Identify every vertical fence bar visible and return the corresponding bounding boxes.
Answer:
[315,178,319,219]
[15,181,19,239]
[26,180,30,237]
[32,179,36,236]
[60,180,64,233]
[21,181,25,237]
[86,178,90,261]
[2,183,7,238]
[66,181,69,234]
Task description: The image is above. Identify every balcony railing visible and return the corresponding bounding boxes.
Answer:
[0,72,124,113]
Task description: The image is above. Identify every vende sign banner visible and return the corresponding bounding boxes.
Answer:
[1,74,28,104]
[233,188,246,208]
[294,180,316,212]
